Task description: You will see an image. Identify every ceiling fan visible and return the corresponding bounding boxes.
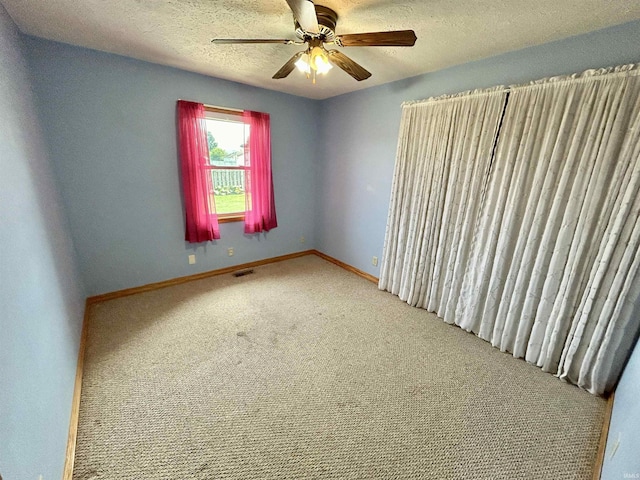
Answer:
[211,0,417,83]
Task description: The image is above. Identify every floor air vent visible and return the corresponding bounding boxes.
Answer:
[232,269,254,278]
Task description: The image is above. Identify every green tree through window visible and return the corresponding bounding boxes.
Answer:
[207,131,229,165]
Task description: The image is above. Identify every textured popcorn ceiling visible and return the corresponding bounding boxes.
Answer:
[3,0,640,99]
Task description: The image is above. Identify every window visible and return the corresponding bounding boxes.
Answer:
[178,99,276,242]
[203,106,250,222]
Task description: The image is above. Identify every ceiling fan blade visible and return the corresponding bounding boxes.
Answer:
[336,30,417,47]
[211,38,295,44]
[327,50,371,81]
[272,51,305,79]
[285,0,319,33]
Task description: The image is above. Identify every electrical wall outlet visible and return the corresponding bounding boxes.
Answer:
[300,236,305,244]
[228,248,234,256]
[372,256,378,266]
[188,254,196,265]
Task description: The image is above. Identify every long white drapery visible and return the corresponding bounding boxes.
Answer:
[380,66,640,395]
[379,87,508,313]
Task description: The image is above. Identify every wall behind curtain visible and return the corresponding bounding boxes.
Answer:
[24,37,320,296]
[0,5,85,478]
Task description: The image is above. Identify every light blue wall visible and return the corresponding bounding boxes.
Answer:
[0,5,86,479]
[24,37,320,296]
[317,20,640,279]
[602,338,640,479]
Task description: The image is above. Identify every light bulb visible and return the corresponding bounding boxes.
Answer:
[310,46,332,75]
[315,55,333,75]
[295,54,311,74]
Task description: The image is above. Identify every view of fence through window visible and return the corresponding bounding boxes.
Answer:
[205,114,250,216]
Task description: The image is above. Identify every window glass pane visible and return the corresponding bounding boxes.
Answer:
[211,169,246,215]
[204,118,249,167]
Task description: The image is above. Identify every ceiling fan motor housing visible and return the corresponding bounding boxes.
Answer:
[295,5,338,42]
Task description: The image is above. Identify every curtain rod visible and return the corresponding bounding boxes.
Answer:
[177,99,243,113]
[402,63,640,107]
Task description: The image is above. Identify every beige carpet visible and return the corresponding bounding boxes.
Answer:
[73,254,606,479]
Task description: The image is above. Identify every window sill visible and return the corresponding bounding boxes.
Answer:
[218,215,244,223]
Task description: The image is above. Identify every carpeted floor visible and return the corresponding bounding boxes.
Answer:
[73,254,606,479]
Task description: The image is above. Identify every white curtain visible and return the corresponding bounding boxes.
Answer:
[379,87,508,317]
[381,66,640,395]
